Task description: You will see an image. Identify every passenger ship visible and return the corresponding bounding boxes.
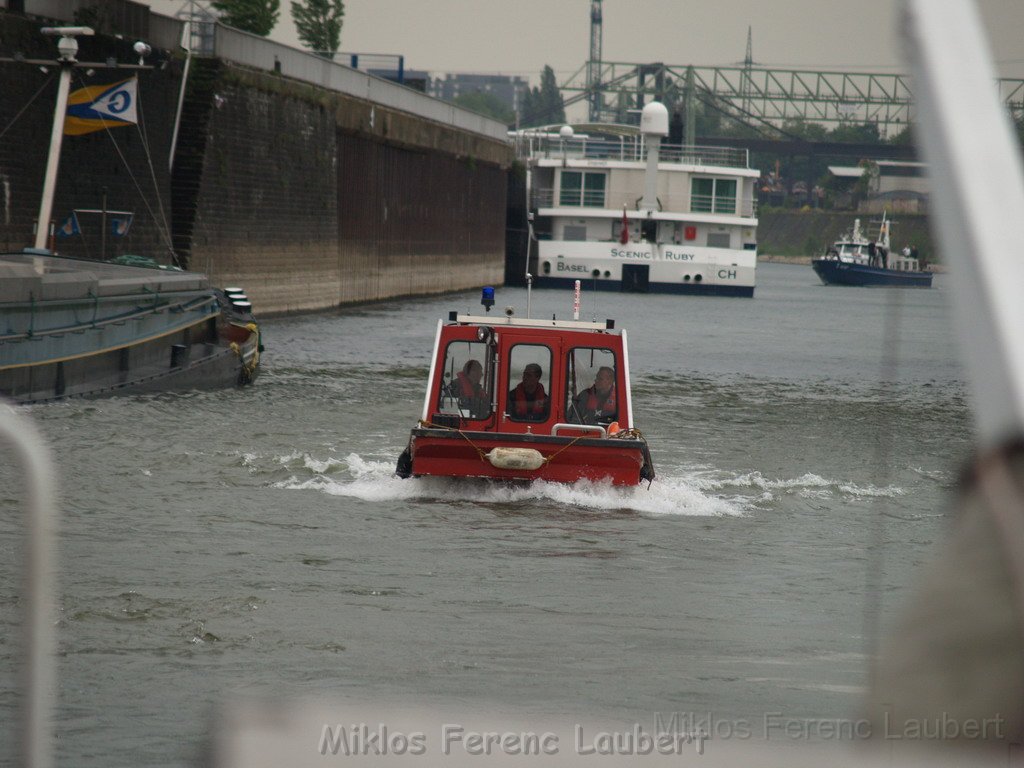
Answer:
[518,102,760,297]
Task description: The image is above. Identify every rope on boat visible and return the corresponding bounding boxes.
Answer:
[230,323,261,384]
[613,427,657,487]
[416,421,656,485]
[418,419,488,462]
[540,433,589,465]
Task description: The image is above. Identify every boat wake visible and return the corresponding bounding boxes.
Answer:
[258,452,740,516]
[254,453,903,518]
[706,470,905,500]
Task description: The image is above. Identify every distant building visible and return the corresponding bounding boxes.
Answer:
[827,160,929,213]
[430,73,529,114]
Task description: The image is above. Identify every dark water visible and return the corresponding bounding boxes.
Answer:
[0,263,972,766]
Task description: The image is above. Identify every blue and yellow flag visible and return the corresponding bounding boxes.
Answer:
[64,77,138,136]
[55,212,81,238]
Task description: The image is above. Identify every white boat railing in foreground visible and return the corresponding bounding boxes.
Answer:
[2,403,58,768]
[902,0,1024,450]
[860,0,1024,752]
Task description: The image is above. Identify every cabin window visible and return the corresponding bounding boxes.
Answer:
[565,347,618,425]
[437,340,492,420]
[564,224,587,241]
[559,171,607,207]
[691,177,738,214]
[506,344,552,422]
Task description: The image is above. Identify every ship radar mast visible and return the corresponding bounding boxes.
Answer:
[639,101,669,215]
[35,27,94,250]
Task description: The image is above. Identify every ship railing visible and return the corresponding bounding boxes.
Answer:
[530,189,757,218]
[518,134,750,168]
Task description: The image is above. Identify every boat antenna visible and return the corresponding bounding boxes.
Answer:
[35,27,95,251]
[525,210,535,319]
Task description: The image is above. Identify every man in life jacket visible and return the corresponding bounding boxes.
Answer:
[571,366,617,425]
[508,363,548,421]
[447,359,489,418]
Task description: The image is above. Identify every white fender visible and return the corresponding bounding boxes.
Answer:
[486,447,544,471]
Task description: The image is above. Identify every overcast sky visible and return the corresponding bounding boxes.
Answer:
[143,0,1024,82]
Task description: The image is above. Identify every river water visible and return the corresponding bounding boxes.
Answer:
[0,262,972,765]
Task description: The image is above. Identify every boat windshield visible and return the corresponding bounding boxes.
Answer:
[506,344,552,422]
[565,347,618,425]
[437,340,493,420]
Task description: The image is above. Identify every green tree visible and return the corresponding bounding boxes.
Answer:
[780,117,828,142]
[453,92,514,124]
[853,159,879,203]
[888,122,915,145]
[520,65,565,127]
[212,0,280,36]
[829,121,881,144]
[519,87,535,127]
[291,0,345,58]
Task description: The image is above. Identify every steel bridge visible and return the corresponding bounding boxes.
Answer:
[560,62,1024,136]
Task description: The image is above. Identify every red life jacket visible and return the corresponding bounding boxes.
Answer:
[585,385,614,415]
[511,383,547,417]
[585,384,616,414]
[456,371,480,399]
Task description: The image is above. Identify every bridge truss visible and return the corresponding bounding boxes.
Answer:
[560,62,1024,136]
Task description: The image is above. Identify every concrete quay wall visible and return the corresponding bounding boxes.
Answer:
[179,61,511,315]
[1,13,512,316]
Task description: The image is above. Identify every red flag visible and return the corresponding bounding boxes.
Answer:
[619,207,629,244]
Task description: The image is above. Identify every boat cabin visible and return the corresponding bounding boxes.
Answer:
[397,300,654,486]
[424,312,632,436]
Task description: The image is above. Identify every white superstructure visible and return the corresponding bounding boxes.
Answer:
[517,102,760,297]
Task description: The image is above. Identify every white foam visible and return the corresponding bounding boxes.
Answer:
[698,470,904,500]
[267,452,907,514]
[273,450,347,474]
[272,453,746,517]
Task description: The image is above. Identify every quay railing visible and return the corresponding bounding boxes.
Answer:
[515,133,751,169]
[208,24,508,142]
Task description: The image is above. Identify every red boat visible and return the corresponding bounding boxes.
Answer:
[396,290,655,486]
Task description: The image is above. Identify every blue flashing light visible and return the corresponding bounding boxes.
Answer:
[481,286,495,312]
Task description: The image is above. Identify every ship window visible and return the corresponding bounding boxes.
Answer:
[560,171,607,207]
[565,347,618,425]
[506,344,552,422]
[437,340,492,420]
[564,225,587,241]
[691,177,738,214]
